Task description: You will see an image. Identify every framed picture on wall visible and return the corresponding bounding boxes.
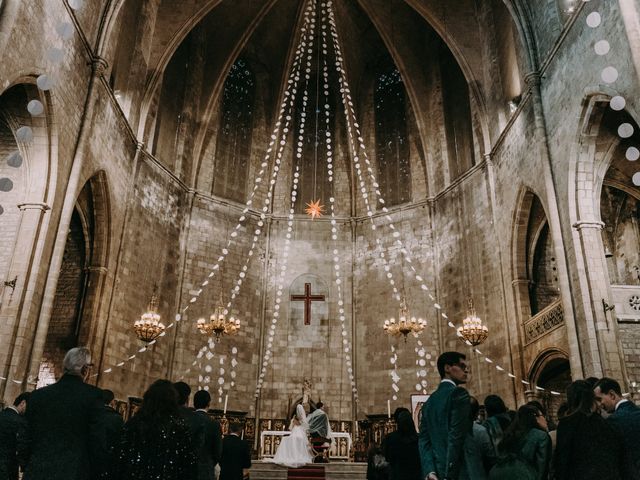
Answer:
[410,394,430,431]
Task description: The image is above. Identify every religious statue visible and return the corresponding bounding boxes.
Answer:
[302,378,312,405]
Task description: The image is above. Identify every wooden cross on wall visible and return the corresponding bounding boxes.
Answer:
[290,283,325,325]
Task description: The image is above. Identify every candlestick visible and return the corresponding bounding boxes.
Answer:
[224,394,228,414]
[387,400,391,419]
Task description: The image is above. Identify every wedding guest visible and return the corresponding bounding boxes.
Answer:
[383,410,421,480]
[193,390,223,480]
[553,380,623,480]
[483,395,511,455]
[366,444,389,480]
[0,392,30,480]
[419,351,472,480]
[112,379,196,479]
[94,389,124,479]
[21,347,103,480]
[220,422,251,480]
[460,396,495,480]
[488,405,551,480]
[594,377,640,479]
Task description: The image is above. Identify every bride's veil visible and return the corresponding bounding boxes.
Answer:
[296,404,309,430]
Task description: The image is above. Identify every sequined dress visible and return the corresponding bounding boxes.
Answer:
[112,414,197,480]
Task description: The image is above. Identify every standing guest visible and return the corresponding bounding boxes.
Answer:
[95,389,124,479]
[482,395,511,455]
[21,347,103,480]
[0,392,30,480]
[383,410,421,480]
[553,380,623,480]
[219,422,251,480]
[366,444,389,480]
[419,351,472,480]
[112,379,196,479]
[594,377,640,480]
[193,390,223,480]
[488,405,551,480]
[460,396,495,480]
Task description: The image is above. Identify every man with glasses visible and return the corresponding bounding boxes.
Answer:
[20,347,103,480]
[419,352,472,480]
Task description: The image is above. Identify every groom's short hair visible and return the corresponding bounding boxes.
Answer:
[437,351,466,378]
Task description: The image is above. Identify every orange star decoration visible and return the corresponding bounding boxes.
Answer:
[305,199,325,220]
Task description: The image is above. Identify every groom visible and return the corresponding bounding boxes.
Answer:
[307,402,331,463]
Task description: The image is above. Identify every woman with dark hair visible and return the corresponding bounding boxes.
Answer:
[382,410,421,480]
[553,380,623,480]
[482,395,511,455]
[112,379,197,480]
[488,405,551,480]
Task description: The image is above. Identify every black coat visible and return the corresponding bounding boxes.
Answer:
[193,411,223,480]
[219,434,251,480]
[382,431,422,480]
[94,405,125,479]
[0,408,27,480]
[606,401,640,480]
[22,374,103,480]
[112,414,197,480]
[553,411,623,480]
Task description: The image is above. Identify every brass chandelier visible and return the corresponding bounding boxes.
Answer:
[197,297,241,342]
[457,298,488,346]
[134,295,166,343]
[383,301,426,342]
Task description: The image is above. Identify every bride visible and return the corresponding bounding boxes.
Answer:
[271,404,314,468]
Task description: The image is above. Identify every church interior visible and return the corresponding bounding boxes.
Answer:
[1,0,640,465]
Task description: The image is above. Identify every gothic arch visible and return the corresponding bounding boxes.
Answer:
[527,347,570,384]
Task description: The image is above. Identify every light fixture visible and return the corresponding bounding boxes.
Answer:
[134,294,165,343]
[197,297,241,342]
[457,298,488,346]
[383,301,426,342]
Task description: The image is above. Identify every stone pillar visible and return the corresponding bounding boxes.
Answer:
[0,202,51,402]
[571,220,627,380]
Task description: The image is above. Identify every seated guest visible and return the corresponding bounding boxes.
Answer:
[220,422,251,480]
[553,380,623,480]
[22,347,103,480]
[112,379,196,479]
[488,405,551,480]
[0,392,30,480]
[95,389,124,479]
[383,410,421,480]
[193,390,223,480]
[366,444,389,480]
[460,396,495,480]
[594,377,640,480]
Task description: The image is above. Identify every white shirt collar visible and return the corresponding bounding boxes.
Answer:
[441,378,457,386]
[196,409,208,413]
[6,406,19,415]
[615,399,629,411]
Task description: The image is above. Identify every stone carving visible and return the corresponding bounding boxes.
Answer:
[628,295,640,311]
[524,300,564,344]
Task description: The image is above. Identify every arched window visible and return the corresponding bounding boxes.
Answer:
[213,58,255,203]
[375,68,411,206]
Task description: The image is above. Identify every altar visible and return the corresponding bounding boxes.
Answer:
[259,430,352,460]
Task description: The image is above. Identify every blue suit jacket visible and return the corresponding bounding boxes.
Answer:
[419,381,472,479]
[607,401,640,480]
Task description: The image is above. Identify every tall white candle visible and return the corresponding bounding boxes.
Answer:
[224,394,228,414]
[387,400,391,419]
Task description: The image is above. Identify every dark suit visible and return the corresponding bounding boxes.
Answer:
[553,411,623,480]
[94,404,124,479]
[0,407,27,480]
[606,401,640,480]
[419,380,472,480]
[194,410,223,480]
[21,374,103,480]
[219,434,251,480]
[382,431,422,480]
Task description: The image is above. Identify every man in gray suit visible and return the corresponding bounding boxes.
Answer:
[419,351,472,480]
[594,377,640,480]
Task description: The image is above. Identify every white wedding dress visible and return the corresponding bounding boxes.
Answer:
[271,405,314,468]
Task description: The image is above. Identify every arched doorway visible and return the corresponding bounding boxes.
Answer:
[528,349,571,423]
[38,172,110,385]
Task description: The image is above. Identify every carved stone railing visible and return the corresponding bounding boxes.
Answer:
[524,299,564,344]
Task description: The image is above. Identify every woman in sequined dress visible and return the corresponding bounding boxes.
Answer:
[112,379,197,480]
